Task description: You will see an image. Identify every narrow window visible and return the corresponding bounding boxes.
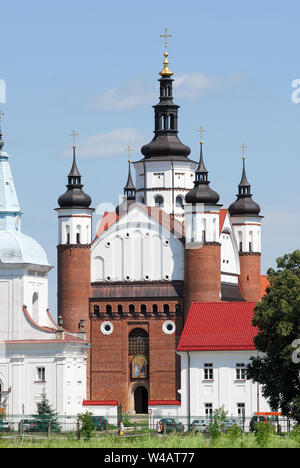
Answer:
[204,363,214,380]
[106,305,112,317]
[236,363,246,380]
[237,403,245,418]
[153,304,158,315]
[37,367,45,382]
[205,403,213,418]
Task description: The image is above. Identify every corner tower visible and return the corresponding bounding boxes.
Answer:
[184,138,222,318]
[228,146,263,302]
[56,133,94,333]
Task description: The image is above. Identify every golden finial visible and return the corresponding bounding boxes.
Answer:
[125,145,133,162]
[159,28,173,77]
[240,142,248,160]
[197,126,205,144]
[70,129,78,148]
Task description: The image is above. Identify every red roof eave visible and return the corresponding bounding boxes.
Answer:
[83,400,118,406]
[148,400,181,406]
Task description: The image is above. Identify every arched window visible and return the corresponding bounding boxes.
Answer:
[163,304,170,315]
[249,231,253,252]
[32,292,39,321]
[106,305,112,317]
[238,231,243,252]
[129,328,149,355]
[94,305,100,316]
[170,114,174,129]
[66,225,70,244]
[153,304,158,315]
[176,196,183,208]
[155,195,164,207]
[129,304,135,315]
[76,225,81,244]
[141,304,147,315]
[118,305,123,316]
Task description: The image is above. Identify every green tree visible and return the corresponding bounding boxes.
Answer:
[247,250,300,423]
[77,412,95,440]
[32,391,61,432]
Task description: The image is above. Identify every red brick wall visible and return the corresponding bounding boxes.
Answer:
[239,252,261,303]
[184,243,221,319]
[57,244,91,333]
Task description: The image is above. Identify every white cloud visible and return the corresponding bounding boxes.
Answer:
[90,72,243,111]
[75,128,150,159]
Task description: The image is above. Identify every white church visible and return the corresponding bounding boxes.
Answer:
[0,126,88,422]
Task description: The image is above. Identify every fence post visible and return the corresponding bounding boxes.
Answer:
[77,420,81,440]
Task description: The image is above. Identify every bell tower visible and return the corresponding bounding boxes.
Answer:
[229,145,263,303]
[184,137,222,319]
[56,132,94,333]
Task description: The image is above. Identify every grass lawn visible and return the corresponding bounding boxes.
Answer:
[1,432,300,448]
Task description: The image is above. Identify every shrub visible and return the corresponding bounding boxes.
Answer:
[254,422,276,447]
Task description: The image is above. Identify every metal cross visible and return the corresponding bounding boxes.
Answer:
[160,28,172,49]
[197,126,205,142]
[125,145,133,162]
[0,109,4,125]
[70,129,78,147]
[240,142,248,159]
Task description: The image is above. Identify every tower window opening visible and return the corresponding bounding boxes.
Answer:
[239,241,243,252]
[141,304,147,315]
[153,304,158,315]
[129,304,135,315]
[155,195,164,207]
[176,196,183,208]
[76,233,81,244]
[94,305,100,316]
[249,242,253,252]
[163,304,170,315]
[118,305,123,316]
[106,305,112,317]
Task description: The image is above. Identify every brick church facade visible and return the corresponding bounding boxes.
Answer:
[56,49,264,413]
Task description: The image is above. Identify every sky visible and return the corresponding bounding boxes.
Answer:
[0,0,299,317]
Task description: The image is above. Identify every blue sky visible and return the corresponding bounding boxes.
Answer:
[1,0,299,316]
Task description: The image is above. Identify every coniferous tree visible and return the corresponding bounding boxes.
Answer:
[247,250,300,423]
[32,391,61,432]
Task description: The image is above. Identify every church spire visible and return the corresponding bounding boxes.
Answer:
[123,150,136,200]
[228,144,261,216]
[58,131,92,209]
[185,132,220,205]
[0,109,5,150]
[140,29,191,160]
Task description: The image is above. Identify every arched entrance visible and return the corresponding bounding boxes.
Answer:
[134,386,148,414]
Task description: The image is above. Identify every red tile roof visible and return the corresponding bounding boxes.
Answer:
[83,400,118,406]
[219,209,228,235]
[260,275,270,298]
[177,302,257,352]
[93,204,184,243]
[149,400,181,406]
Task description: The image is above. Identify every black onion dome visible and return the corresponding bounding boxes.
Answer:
[228,157,260,216]
[58,147,92,208]
[185,141,220,204]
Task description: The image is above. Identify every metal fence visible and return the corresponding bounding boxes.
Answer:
[0,413,296,437]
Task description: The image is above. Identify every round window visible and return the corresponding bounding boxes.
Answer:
[162,320,176,335]
[101,321,114,335]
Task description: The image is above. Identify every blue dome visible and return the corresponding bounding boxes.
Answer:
[0,230,50,266]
